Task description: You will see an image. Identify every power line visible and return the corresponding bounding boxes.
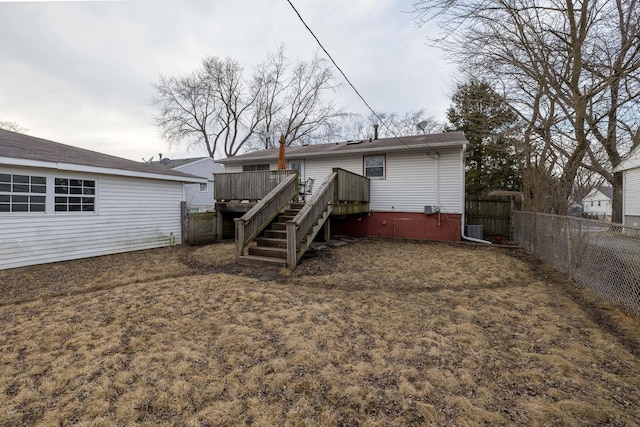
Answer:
[284,0,415,148]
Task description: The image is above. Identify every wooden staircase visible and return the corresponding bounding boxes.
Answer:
[237,203,305,267]
[233,168,367,270]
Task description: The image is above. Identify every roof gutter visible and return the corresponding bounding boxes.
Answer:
[458,145,491,245]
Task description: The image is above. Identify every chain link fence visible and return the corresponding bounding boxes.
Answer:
[513,212,640,316]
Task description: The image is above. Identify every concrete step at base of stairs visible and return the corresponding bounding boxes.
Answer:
[248,246,288,259]
[255,237,287,248]
[237,255,286,268]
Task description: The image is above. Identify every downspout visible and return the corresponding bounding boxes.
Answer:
[434,152,440,226]
[459,144,492,244]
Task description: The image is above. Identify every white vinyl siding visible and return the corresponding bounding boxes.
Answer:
[624,168,640,218]
[0,167,184,270]
[230,146,464,214]
[173,158,223,207]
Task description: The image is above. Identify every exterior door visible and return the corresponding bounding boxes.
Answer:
[289,160,304,182]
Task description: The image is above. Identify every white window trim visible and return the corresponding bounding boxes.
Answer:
[363,155,386,179]
[53,176,98,214]
[0,173,47,214]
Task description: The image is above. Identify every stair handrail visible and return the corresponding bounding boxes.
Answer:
[286,171,337,268]
[235,173,298,259]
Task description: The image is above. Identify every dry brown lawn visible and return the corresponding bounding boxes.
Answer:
[1,239,639,426]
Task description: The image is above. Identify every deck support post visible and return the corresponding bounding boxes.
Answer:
[323,218,331,241]
[235,218,245,260]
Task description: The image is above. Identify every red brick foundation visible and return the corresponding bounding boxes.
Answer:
[331,211,462,242]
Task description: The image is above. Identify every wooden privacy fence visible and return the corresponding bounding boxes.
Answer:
[465,195,521,240]
[181,202,219,245]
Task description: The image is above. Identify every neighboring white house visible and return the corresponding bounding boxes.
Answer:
[582,186,613,221]
[152,157,224,210]
[217,132,468,241]
[0,129,205,270]
[614,145,640,227]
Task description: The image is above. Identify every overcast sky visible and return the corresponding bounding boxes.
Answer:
[0,0,456,161]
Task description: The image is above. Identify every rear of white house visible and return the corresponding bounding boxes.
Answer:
[615,146,640,227]
[0,129,204,270]
[218,132,467,241]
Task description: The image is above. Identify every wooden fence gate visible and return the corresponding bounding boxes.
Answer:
[181,202,220,245]
[465,195,522,241]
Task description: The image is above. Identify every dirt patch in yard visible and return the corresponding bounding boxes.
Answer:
[0,239,639,426]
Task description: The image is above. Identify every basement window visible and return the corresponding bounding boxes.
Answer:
[199,182,208,192]
[54,178,96,212]
[364,155,385,178]
[0,174,46,212]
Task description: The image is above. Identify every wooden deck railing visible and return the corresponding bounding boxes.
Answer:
[286,171,337,269]
[235,173,298,259]
[215,170,298,201]
[333,168,370,202]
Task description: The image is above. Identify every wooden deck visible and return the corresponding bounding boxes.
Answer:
[213,168,370,269]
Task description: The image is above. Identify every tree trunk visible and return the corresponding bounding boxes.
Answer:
[611,171,623,224]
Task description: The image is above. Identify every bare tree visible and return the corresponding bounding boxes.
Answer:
[153,47,344,157]
[0,121,26,133]
[337,110,442,141]
[412,0,640,220]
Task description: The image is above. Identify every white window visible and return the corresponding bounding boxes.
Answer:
[199,182,208,192]
[54,178,96,212]
[364,155,385,178]
[0,173,46,213]
[242,164,270,171]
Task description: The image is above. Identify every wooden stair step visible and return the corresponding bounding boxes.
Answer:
[278,215,295,221]
[248,246,288,259]
[256,237,287,248]
[289,202,305,210]
[237,255,286,267]
[270,222,286,230]
[265,229,287,238]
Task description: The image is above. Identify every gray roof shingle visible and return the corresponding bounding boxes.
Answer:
[218,131,468,164]
[0,129,199,180]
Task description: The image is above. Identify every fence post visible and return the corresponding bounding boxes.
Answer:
[181,201,188,245]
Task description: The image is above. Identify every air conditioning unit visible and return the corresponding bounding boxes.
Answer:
[465,225,484,239]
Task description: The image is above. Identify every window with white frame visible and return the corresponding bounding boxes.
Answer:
[54,178,96,212]
[364,155,385,178]
[0,173,46,212]
[199,182,208,192]
[242,164,270,171]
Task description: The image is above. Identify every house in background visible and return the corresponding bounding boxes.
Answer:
[582,186,613,221]
[152,157,223,211]
[614,146,640,227]
[0,129,204,270]
[218,132,468,243]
